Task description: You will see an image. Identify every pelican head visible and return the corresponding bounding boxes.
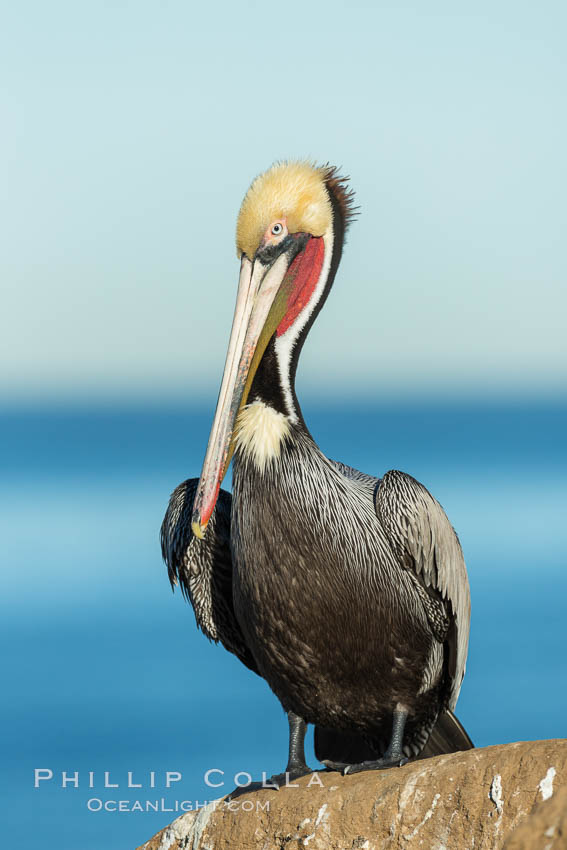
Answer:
[192,160,355,538]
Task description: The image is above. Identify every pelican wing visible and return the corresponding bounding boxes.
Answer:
[375,470,470,708]
[161,479,258,674]
[331,459,379,490]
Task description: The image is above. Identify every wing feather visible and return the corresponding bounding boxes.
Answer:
[375,470,470,708]
[160,479,258,674]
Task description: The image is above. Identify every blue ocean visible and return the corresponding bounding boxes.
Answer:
[1,400,566,849]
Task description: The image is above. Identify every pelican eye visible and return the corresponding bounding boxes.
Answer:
[271,223,283,236]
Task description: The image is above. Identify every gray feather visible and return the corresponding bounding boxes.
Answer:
[374,470,470,709]
[160,479,259,674]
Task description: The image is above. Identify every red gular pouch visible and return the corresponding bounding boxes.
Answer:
[276,236,325,337]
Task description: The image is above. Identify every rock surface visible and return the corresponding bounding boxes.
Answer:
[137,740,567,850]
[502,784,567,850]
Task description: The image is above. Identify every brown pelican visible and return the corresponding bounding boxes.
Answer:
[162,161,472,782]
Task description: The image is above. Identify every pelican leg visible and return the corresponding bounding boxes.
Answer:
[324,708,409,775]
[267,710,312,788]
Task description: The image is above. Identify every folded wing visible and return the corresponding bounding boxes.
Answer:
[375,469,470,709]
[161,479,259,674]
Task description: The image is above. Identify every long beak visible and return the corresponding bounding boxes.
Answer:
[191,246,299,539]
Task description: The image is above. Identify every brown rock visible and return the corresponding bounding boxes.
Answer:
[503,784,567,849]
[136,739,567,850]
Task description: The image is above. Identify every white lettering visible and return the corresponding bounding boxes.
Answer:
[261,772,279,790]
[234,771,252,788]
[62,771,79,788]
[283,772,299,788]
[104,772,118,788]
[127,772,142,788]
[204,768,225,788]
[34,769,53,788]
[165,772,182,788]
[87,798,102,811]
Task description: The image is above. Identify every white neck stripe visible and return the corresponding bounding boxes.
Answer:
[274,228,334,422]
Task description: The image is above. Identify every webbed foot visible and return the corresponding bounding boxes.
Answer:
[265,763,313,789]
[323,705,411,775]
[323,754,408,775]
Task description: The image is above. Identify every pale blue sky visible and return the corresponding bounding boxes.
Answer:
[2,0,566,402]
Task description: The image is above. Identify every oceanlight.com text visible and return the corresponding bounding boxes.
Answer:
[86,798,270,814]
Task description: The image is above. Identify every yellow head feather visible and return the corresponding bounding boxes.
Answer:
[236,161,333,259]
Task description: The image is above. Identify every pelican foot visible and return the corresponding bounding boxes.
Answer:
[323,754,408,775]
[265,763,313,789]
